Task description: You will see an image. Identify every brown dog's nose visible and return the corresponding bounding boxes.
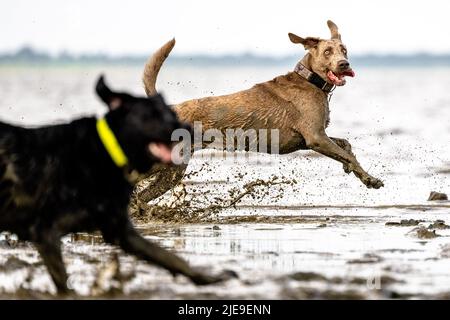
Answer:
[338,60,350,70]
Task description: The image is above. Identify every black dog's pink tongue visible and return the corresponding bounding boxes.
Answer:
[149,143,172,163]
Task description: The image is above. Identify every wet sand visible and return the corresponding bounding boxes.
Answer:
[1,207,450,299]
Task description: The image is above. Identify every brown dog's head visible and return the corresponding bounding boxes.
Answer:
[288,20,355,86]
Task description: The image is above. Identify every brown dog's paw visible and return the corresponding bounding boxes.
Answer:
[190,269,238,285]
[343,164,352,174]
[362,175,384,189]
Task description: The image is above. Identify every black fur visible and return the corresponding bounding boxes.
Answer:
[0,75,232,294]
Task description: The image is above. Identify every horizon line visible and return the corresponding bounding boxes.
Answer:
[2,46,450,67]
[2,46,450,59]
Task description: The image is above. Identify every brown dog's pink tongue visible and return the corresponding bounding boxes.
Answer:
[149,143,172,163]
[327,71,346,86]
[343,69,355,77]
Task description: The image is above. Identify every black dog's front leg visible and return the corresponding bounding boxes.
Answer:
[103,220,233,285]
[35,237,70,294]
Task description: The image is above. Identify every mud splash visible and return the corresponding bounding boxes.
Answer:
[132,173,296,224]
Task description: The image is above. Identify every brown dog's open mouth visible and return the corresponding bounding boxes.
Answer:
[148,142,173,163]
[327,69,355,86]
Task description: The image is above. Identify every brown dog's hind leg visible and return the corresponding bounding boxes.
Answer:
[130,163,187,217]
[138,163,187,203]
[35,237,71,295]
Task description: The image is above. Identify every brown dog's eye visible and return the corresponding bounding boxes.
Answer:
[342,49,347,55]
[324,50,331,56]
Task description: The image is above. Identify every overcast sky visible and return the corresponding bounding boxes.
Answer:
[1,0,449,56]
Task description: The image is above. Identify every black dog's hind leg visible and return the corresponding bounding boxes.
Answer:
[35,235,70,294]
[102,219,234,285]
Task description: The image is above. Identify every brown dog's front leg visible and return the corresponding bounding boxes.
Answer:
[109,224,236,285]
[330,137,355,174]
[306,133,383,189]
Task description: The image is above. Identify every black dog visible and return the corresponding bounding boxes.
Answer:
[0,76,232,294]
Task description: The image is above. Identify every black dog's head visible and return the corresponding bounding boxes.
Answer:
[95,75,190,172]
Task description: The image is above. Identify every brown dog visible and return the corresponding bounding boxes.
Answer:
[137,20,384,207]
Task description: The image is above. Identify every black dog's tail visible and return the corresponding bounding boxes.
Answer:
[142,39,176,96]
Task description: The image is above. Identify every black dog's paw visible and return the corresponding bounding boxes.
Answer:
[190,269,238,285]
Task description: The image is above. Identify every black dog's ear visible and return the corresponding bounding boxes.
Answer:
[95,75,122,110]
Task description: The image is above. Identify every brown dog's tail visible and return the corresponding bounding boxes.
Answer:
[142,38,176,96]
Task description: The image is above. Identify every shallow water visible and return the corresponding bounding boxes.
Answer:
[0,64,449,299]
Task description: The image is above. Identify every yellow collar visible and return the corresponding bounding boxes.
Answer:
[96,117,128,167]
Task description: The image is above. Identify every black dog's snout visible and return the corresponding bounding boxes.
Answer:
[338,60,350,70]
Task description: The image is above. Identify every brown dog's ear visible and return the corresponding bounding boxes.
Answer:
[327,20,341,40]
[288,33,320,49]
[288,33,304,44]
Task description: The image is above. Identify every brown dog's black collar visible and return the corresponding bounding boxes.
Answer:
[294,63,335,93]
